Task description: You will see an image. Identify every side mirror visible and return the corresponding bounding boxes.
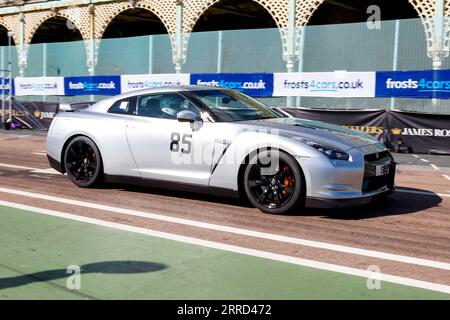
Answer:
[177,110,200,123]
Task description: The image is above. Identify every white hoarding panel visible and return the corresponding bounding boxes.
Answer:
[121,74,190,93]
[14,77,65,96]
[273,72,376,98]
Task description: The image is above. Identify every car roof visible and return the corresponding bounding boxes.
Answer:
[87,85,226,113]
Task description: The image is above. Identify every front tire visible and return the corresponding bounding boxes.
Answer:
[64,136,103,188]
[243,150,305,214]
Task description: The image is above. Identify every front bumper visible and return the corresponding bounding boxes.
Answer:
[305,187,394,208]
[300,148,396,208]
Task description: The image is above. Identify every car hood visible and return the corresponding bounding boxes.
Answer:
[238,117,381,151]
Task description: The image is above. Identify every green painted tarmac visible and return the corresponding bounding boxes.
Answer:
[0,205,448,300]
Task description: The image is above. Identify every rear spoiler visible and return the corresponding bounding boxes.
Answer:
[58,103,74,112]
[58,102,93,112]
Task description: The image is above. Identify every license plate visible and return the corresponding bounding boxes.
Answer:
[375,164,390,176]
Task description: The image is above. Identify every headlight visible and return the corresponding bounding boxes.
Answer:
[305,141,350,161]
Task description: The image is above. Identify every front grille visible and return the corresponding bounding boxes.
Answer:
[362,167,395,193]
[362,151,396,193]
[364,150,390,163]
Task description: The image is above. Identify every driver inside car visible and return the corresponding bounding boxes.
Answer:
[160,94,186,119]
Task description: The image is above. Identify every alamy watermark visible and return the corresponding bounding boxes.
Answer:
[66,265,81,290]
[367,5,381,30]
[169,127,281,175]
[366,265,382,290]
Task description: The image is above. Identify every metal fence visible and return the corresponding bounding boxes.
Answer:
[2,17,450,113]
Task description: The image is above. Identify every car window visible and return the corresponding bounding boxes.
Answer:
[108,98,135,115]
[136,93,201,119]
[191,90,284,122]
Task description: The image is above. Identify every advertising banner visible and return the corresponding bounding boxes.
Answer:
[64,76,121,96]
[18,101,59,129]
[0,78,12,95]
[273,72,376,97]
[190,73,273,97]
[280,108,450,155]
[281,108,387,140]
[376,70,450,99]
[14,77,65,96]
[121,74,190,93]
[385,110,450,155]
[1,99,59,130]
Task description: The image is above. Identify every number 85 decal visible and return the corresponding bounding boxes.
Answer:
[170,132,192,154]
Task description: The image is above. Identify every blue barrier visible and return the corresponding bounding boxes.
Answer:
[64,76,121,96]
[0,78,13,96]
[376,70,450,99]
[190,73,273,97]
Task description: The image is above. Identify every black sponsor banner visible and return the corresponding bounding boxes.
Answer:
[2,99,59,130]
[20,101,59,129]
[281,108,386,138]
[386,110,450,155]
[4,100,91,130]
[280,108,450,155]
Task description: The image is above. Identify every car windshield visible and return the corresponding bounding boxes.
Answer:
[191,89,285,122]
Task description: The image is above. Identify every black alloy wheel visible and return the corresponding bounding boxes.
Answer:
[64,136,103,188]
[243,150,304,214]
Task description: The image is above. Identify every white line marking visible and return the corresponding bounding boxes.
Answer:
[32,152,47,156]
[412,155,420,159]
[30,168,60,175]
[430,164,440,171]
[396,188,450,198]
[0,187,449,271]
[0,163,58,175]
[0,200,449,295]
[0,163,42,171]
[420,158,430,163]
[443,175,450,182]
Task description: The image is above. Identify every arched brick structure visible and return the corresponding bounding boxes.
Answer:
[0,15,19,46]
[93,0,174,39]
[0,0,445,73]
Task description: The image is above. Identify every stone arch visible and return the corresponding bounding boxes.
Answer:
[408,1,436,61]
[25,10,89,46]
[0,23,15,50]
[444,1,450,56]
[183,0,287,34]
[294,0,438,66]
[181,0,288,66]
[94,0,175,40]
[0,14,20,47]
[93,1,175,74]
[22,7,92,75]
[300,0,432,27]
[295,0,324,27]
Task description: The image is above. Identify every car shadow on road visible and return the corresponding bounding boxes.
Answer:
[101,183,254,208]
[0,260,168,291]
[296,187,443,220]
[92,184,442,220]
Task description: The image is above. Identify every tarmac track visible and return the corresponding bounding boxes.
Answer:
[0,133,449,291]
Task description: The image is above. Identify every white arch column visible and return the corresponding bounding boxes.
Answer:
[174,0,184,73]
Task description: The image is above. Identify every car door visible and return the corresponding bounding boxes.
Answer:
[99,96,141,178]
[125,92,217,185]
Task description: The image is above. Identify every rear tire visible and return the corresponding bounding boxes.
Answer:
[243,150,305,214]
[64,136,103,188]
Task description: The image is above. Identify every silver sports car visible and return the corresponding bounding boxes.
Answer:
[46,86,396,214]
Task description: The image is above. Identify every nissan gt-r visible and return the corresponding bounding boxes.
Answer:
[46,86,396,214]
